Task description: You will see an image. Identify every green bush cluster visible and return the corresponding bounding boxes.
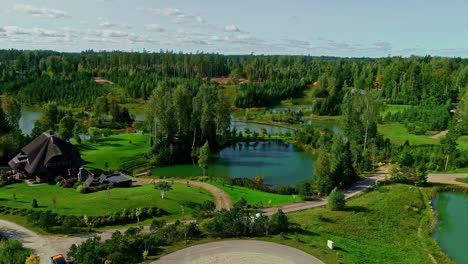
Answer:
[0,205,165,233]
[69,204,290,264]
[202,201,289,237]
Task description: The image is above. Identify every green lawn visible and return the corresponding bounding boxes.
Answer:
[378,122,440,145]
[0,183,213,217]
[381,104,411,116]
[458,135,468,149]
[280,184,452,264]
[208,180,301,207]
[75,133,149,171]
[379,122,467,150]
[156,184,453,264]
[455,177,468,184]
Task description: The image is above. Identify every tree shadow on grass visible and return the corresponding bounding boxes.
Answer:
[334,246,348,253]
[345,206,370,213]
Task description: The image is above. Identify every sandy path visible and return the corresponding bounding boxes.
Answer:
[152,240,324,264]
[427,173,468,187]
[152,179,232,210]
[429,130,448,139]
[261,165,389,215]
[0,220,63,263]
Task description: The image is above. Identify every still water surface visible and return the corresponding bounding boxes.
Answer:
[432,192,468,264]
[152,141,315,185]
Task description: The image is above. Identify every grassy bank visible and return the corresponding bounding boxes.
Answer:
[378,122,440,145]
[455,177,468,184]
[379,122,467,151]
[208,180,301,207]
[75,133,149,171]
[0,183,212,217]
[152,184,453,264]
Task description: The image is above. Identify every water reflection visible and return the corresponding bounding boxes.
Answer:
[432,192,468,263]
[152,141,315,185]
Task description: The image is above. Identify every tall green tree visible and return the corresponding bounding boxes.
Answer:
[58,114,75,141]
[154,181,173,199]
[198,141,210,176]
[1,95,21,132]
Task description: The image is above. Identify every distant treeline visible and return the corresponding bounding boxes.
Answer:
[0,49,467,107]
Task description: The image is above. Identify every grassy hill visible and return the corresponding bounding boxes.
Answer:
[0,183,212,217]
[75,133,149,171]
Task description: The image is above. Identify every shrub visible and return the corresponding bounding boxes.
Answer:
[328,187,345,211]
[269,209,289,234]
[31,199,38,208]
[0,239,30,264]
[76,184,86,193]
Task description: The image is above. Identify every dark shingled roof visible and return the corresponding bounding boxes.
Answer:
[98,172,132,185]
[9,132,84,175]
[107,174,132,184]
[84,176,94,186]
[99,174,107,184]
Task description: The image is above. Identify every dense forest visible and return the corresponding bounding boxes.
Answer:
[1,50,467,108]
[0,49,467,177]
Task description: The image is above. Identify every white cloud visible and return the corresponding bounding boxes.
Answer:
[97,17,116,28]
[209,33,266,47]
[128,33,156,43]
[196,16,205,24]
[144,24,165,32]
[372,41,392,51]
[283,39,311,48]
[13,4,69,19]
[137,7,205,25]
[84,36,118,44]
[224,25,240,32]
[93,29,128,38]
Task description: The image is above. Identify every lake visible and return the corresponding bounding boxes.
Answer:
[432,192,468,264]
[152,141,315,185]
[19,108,41,135]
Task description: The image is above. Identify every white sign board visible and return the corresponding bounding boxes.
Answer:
[327,240,334,250]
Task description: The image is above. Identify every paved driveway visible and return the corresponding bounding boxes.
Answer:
[152,240,325,264]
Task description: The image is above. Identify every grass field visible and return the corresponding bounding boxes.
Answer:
[75,133,149,171]
[381,104,411,116]
[156,184,452,264]
[455,177,468,184]
[379,123,467,150]
[280,184,452,264]
[378,123,440,145]
[208,180,301,207]
[0,183,213,217]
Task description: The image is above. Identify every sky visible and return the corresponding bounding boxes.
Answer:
[0,0,467,57]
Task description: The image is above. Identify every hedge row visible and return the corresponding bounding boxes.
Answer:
[0,205,167,232]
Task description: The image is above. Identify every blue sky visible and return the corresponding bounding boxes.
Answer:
[0,0,467,57]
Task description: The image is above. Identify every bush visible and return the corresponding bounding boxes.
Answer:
[269,209,289,234]
[76,184,86,193]
[328,187,345,211]
[31,199,38,208]
[0,239,30,264]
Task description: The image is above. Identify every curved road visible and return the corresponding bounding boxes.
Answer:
[152,240,324,264]
[0,167,389,263]
[140,179,233,210]
[427,173,468,187]
[261,165,388,215]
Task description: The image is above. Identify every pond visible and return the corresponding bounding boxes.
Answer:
[432,192,468,264]
[19,108,41,135]
[152,141,315,185]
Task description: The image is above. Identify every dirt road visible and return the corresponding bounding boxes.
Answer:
[261,165,389,215]
[151,179,232,210]
[152,240,325,264]
[427,173,468,187]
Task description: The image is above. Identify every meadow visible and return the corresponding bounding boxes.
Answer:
[208,180,302,207]
[0,183,212,217]
[75,133,149,171]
